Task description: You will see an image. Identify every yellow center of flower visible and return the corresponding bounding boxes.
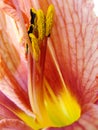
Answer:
[43,80,81,127]
[27,4,81,129]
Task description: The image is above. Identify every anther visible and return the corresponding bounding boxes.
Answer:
[29,33,40,61]
[46,5,54,37]
[36,9,46,40]
[27,5,54,61]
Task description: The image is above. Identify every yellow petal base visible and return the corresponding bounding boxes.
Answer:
[40,80,81,128]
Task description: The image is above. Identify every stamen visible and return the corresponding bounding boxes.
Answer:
[29,33,40,61]
[36,10,46,40]
[46,5,54,37]
[27,5,54,61]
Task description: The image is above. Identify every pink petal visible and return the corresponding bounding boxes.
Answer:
[0,0,19,21]
[0,104,18,119]
[0,119,32,130]
[0,91,24,119]
[0,0,29,26]
[0,92,39,129]
[0,0,37,32]
[36,0,98,104]
[0,95,18,120]
[0,7,33,116]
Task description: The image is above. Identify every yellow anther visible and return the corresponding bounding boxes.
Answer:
[27,5,54,60]
[36,9,46,40]
[46,5,54,37]
[29,33,40,61]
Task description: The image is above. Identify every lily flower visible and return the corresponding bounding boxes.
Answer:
[0,0,98,130]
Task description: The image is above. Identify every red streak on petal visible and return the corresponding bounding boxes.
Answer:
[0,56,32,112]
[41,0,98,105]
[45,47,66,95]
[4,0,16,9]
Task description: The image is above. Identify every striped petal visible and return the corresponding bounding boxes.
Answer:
[0,10,32,115]
[0,87,39,129]
[0,119,32,130]
[37,0,98,104]
[0,1,41,129]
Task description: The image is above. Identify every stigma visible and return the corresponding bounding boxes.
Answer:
[27,4,54,61]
